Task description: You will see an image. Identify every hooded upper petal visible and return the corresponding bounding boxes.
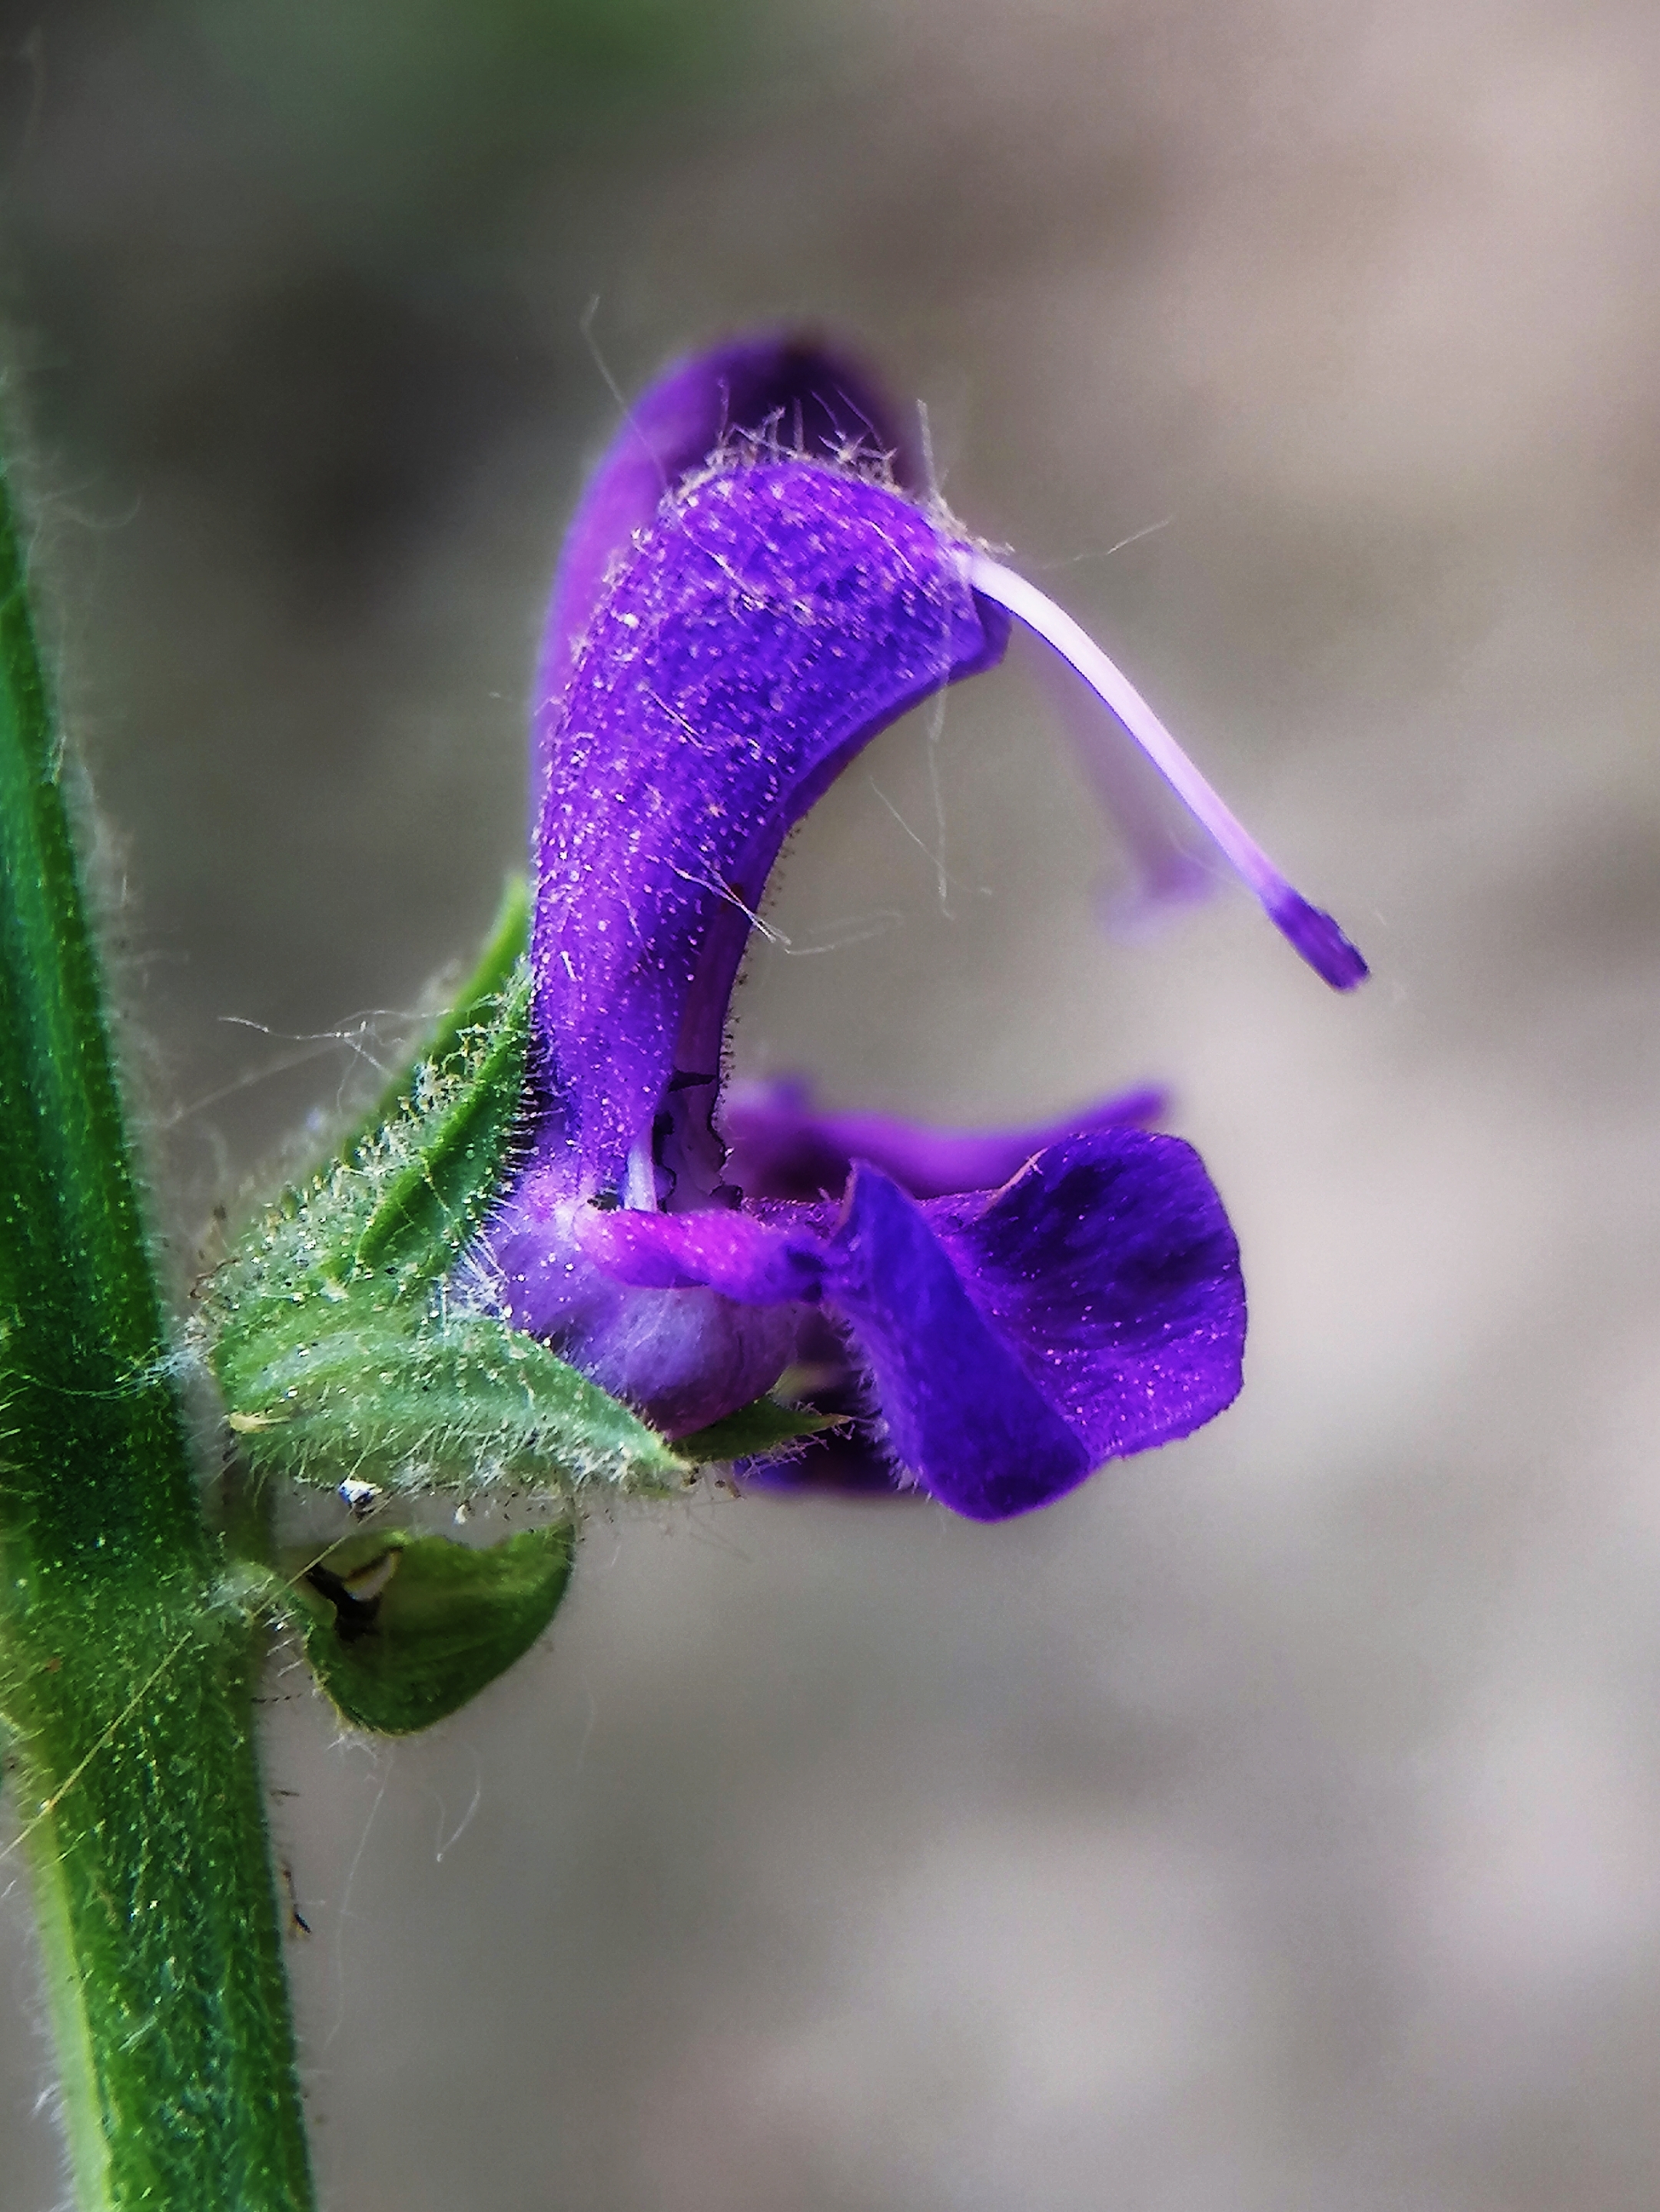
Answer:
[528,460,1008,1200]
[536,334,921,741]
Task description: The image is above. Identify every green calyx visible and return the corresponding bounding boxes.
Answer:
[201,887,842,1737]
[201,887,685,1507]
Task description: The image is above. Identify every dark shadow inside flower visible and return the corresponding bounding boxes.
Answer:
[459,333,1363,1521]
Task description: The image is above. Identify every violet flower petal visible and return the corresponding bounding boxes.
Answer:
[722,1077,1170,1202]
[462,333,1355,1505]
[530,462,1007,1200]
[532,1273,797,1441]
[758,1129,1243,1514]
[825,1165,1091,1520]
[927,1129,1245,1464]
[576,1205,826,1305]
[537,334,918,721]
[570,1125,1243,1517]
[553,1285,798,1441]
[476,1166,802,1437]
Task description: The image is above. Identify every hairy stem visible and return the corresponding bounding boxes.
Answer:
[0,440,314,2207]
[4,1580,312,2209]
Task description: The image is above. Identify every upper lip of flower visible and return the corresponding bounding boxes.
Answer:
[463,333,1364,1518]
[529,452,1008,1212]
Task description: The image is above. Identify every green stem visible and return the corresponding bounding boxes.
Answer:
[5,1580,312,2208]
[0,439,314,2207]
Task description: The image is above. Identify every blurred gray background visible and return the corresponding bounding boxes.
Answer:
[2,1,1658,2206]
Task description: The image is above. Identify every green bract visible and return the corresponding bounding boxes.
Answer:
[279,1522,576,1736]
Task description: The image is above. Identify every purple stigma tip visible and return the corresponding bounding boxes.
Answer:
[1268,890,1370,990]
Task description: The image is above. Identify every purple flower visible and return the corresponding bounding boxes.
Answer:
[463,335,1365,1521]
